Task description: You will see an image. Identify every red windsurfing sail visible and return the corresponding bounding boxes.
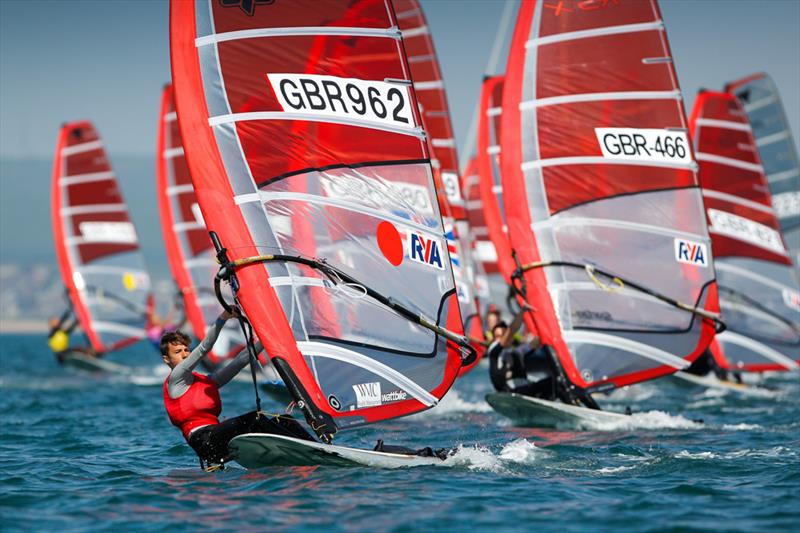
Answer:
[51,121,151,353]
[500,0,719,391]
[156,85,245,364]
[726,73,800,267]
[462,156,494,307]
[477,75,521,303]
[170,0,469,436]
[395,0,484,346]
[689,91,799,371]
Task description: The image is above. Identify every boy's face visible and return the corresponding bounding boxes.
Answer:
[162,342,190,368]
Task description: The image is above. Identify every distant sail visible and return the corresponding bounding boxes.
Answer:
[477,75,521,309]
[500,0,720,390]
[395,0,484,346]
[689,91,800,371]
[462,156,494,309]
[156,85,245,364]
[170,0,470,436]
[51,121,150,353]
[725,73,800,266]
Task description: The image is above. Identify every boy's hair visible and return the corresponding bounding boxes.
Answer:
[160,330,192,355]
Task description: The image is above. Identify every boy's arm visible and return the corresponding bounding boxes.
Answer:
[166,313,230,398]
[210,340,264,388]
[499,303,533,348]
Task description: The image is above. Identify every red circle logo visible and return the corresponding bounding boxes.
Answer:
[377,221,403,266]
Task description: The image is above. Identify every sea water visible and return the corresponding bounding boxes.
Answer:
[1,334,798,531]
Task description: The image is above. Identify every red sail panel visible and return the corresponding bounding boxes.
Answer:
[156,85,246,364]
[689,91,799,371]
[394,0,481,339]
[501,0,719,390]
[170,0,464,430]
[464,156,498,276]
[51,121,150,353]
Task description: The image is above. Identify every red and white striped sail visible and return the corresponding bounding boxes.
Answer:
[500,1,719,390]
[51,121,150,353]
[395,0,483,345]
[477,75,520,303]
[156,85,245,364]
[689,91,799,371]
[170,0,465,430]
[725,73,800,267]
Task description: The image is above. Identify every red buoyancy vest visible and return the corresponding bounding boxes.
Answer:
[163,372,222,439]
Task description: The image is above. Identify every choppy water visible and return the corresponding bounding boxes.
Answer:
[1,334,798,531]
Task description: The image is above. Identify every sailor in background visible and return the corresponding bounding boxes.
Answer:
[161,306,312,470]
[47,305,94,362]
[684,349,743,384]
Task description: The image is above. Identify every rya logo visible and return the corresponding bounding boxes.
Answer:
[408,232,444,270]
[674,238,708,267]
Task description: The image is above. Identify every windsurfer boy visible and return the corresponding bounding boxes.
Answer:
[161,308,311,469]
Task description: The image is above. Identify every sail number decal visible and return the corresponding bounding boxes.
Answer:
[596,128,692,165]
[267,73,416,131]
[79,221,137,244]
[707,208,786,255]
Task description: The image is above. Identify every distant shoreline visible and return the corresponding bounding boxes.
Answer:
[0,320,46,334]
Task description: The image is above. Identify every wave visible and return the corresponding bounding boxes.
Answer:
[580,410,703,431]
[437,439,546,472]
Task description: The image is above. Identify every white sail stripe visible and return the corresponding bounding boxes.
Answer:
[91,322,146,338]
[715,261,798,296]
[61,203,127,216]
[767,168,800,183]
[492,185,503,193]
[743,96,777,113]
[163,147,185,159]
[755,130,791,147]
[487,145,501,155]
[77,266,148,276]
[408,54,435,63]
[173,221,205,232]
[400,25,429,39]
[395,7,421,19]
[472,227,490,237]
[695,152,763,173]
[269,276,328,289]
[430,138,455,148]
[522,156,695,172]
[526,21,663,48]
[167,184,195,196]
[708,228,790,257]
[487,106,502,117]
[562,330,689,370]
[413,80,444,91]
[465,200,483,210]
[235,191,440,238]
[296,341,438,407]
[208,111,424,139]
[695,118,751,132]
[61,140,103,156]
[533,216,707,243]
[520,90,681,110]
[66,236,139,246]
[196,26,400,47]
[463,174,480,186]
[715,331,799,370]
[60,171,115,186]
[185,257,216,269]
[701,189,776,215]
[164,111,177,122]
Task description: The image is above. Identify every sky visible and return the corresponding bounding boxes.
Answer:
[0,0,798,274]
